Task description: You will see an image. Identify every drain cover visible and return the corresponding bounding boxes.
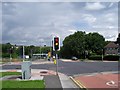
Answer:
[40,71,48,74]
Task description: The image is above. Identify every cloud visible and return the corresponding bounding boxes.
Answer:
[101,30,118,41]
[108,3,114,7]
[2,2,118,46]
[82,14,96,24]
[68,29,77,34]
[85,2,106,10]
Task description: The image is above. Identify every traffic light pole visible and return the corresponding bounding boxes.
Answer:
[56,53,58,75]
[53,36,60,76]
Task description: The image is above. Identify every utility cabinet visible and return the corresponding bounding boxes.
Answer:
[21,61,32,79]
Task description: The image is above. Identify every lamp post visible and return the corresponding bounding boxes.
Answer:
[101,49,104,61]
[23,45,25,62]
[39,41,43,59]
[10,46,13,63]
[39,40,41,60]
[30,49,33,61]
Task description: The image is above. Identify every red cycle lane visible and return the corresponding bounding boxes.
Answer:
[74,73,119,90]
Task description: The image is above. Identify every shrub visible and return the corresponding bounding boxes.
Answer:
[103,55,119,61]
[88,55,119,61]
[88,55,102,60]
[2,53,10,58]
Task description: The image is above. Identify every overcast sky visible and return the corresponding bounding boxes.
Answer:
[2,2,118,46]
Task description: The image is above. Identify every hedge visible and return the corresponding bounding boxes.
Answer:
[103,55,119,61]
[88,55,119,61]
[88,55,102,60]
[2,53,10,58]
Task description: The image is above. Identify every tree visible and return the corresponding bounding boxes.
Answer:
[60,31,105,59]
[85,33,105,55]
[41,47,51,53]
[60,31,86,58]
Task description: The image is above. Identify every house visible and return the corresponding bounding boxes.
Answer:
[104,42,119,55]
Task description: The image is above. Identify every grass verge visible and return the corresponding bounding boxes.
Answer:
[0,72,21,77]
[2,80,45,89]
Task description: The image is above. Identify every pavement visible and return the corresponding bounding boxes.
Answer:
[0,60,54,66]
[61,59,118,62]
[30,69,79,89]
[58,73,79,89]
[44,75,62,88]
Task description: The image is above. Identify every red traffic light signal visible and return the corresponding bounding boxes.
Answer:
[55,38,58,42]
[53,36,60,51]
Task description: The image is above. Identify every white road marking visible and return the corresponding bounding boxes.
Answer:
[106,80,117,87]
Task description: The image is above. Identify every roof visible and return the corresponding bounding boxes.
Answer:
[104,42,119,48]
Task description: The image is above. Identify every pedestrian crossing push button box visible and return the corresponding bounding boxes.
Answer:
[22,61,32,79]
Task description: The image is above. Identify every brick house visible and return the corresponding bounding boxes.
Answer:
[104,42,119,55]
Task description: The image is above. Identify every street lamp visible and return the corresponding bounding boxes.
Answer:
[102,49,104,61]
[23,45,25,62]
[40,45,41,59]
[9,46,13,63]
[40,41,44,59]
[30,48,33,61]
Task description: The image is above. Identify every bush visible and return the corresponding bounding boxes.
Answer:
[12,53,18,58]
[88,55,102,60]
[2,53,10,58]
[103,55,119,61]
[88,55,119,61]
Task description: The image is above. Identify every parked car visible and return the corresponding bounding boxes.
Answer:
[72,56,78,60]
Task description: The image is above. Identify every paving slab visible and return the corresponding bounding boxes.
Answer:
[30,75,43,80]
[58,73,79,90]
[44,75,62,88]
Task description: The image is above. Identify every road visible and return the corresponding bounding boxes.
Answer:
[58,60,118,76]
[1,60,118,76]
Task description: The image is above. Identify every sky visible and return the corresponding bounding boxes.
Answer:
[1,2,119,46]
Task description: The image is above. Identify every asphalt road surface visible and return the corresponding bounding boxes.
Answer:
[1,60,119,76]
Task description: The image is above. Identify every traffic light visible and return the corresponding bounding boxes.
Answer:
[53,36,60,51]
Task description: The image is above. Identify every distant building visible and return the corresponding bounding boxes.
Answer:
[104,42,119,55]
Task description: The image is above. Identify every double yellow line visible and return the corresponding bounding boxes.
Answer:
[70,76,88,90]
